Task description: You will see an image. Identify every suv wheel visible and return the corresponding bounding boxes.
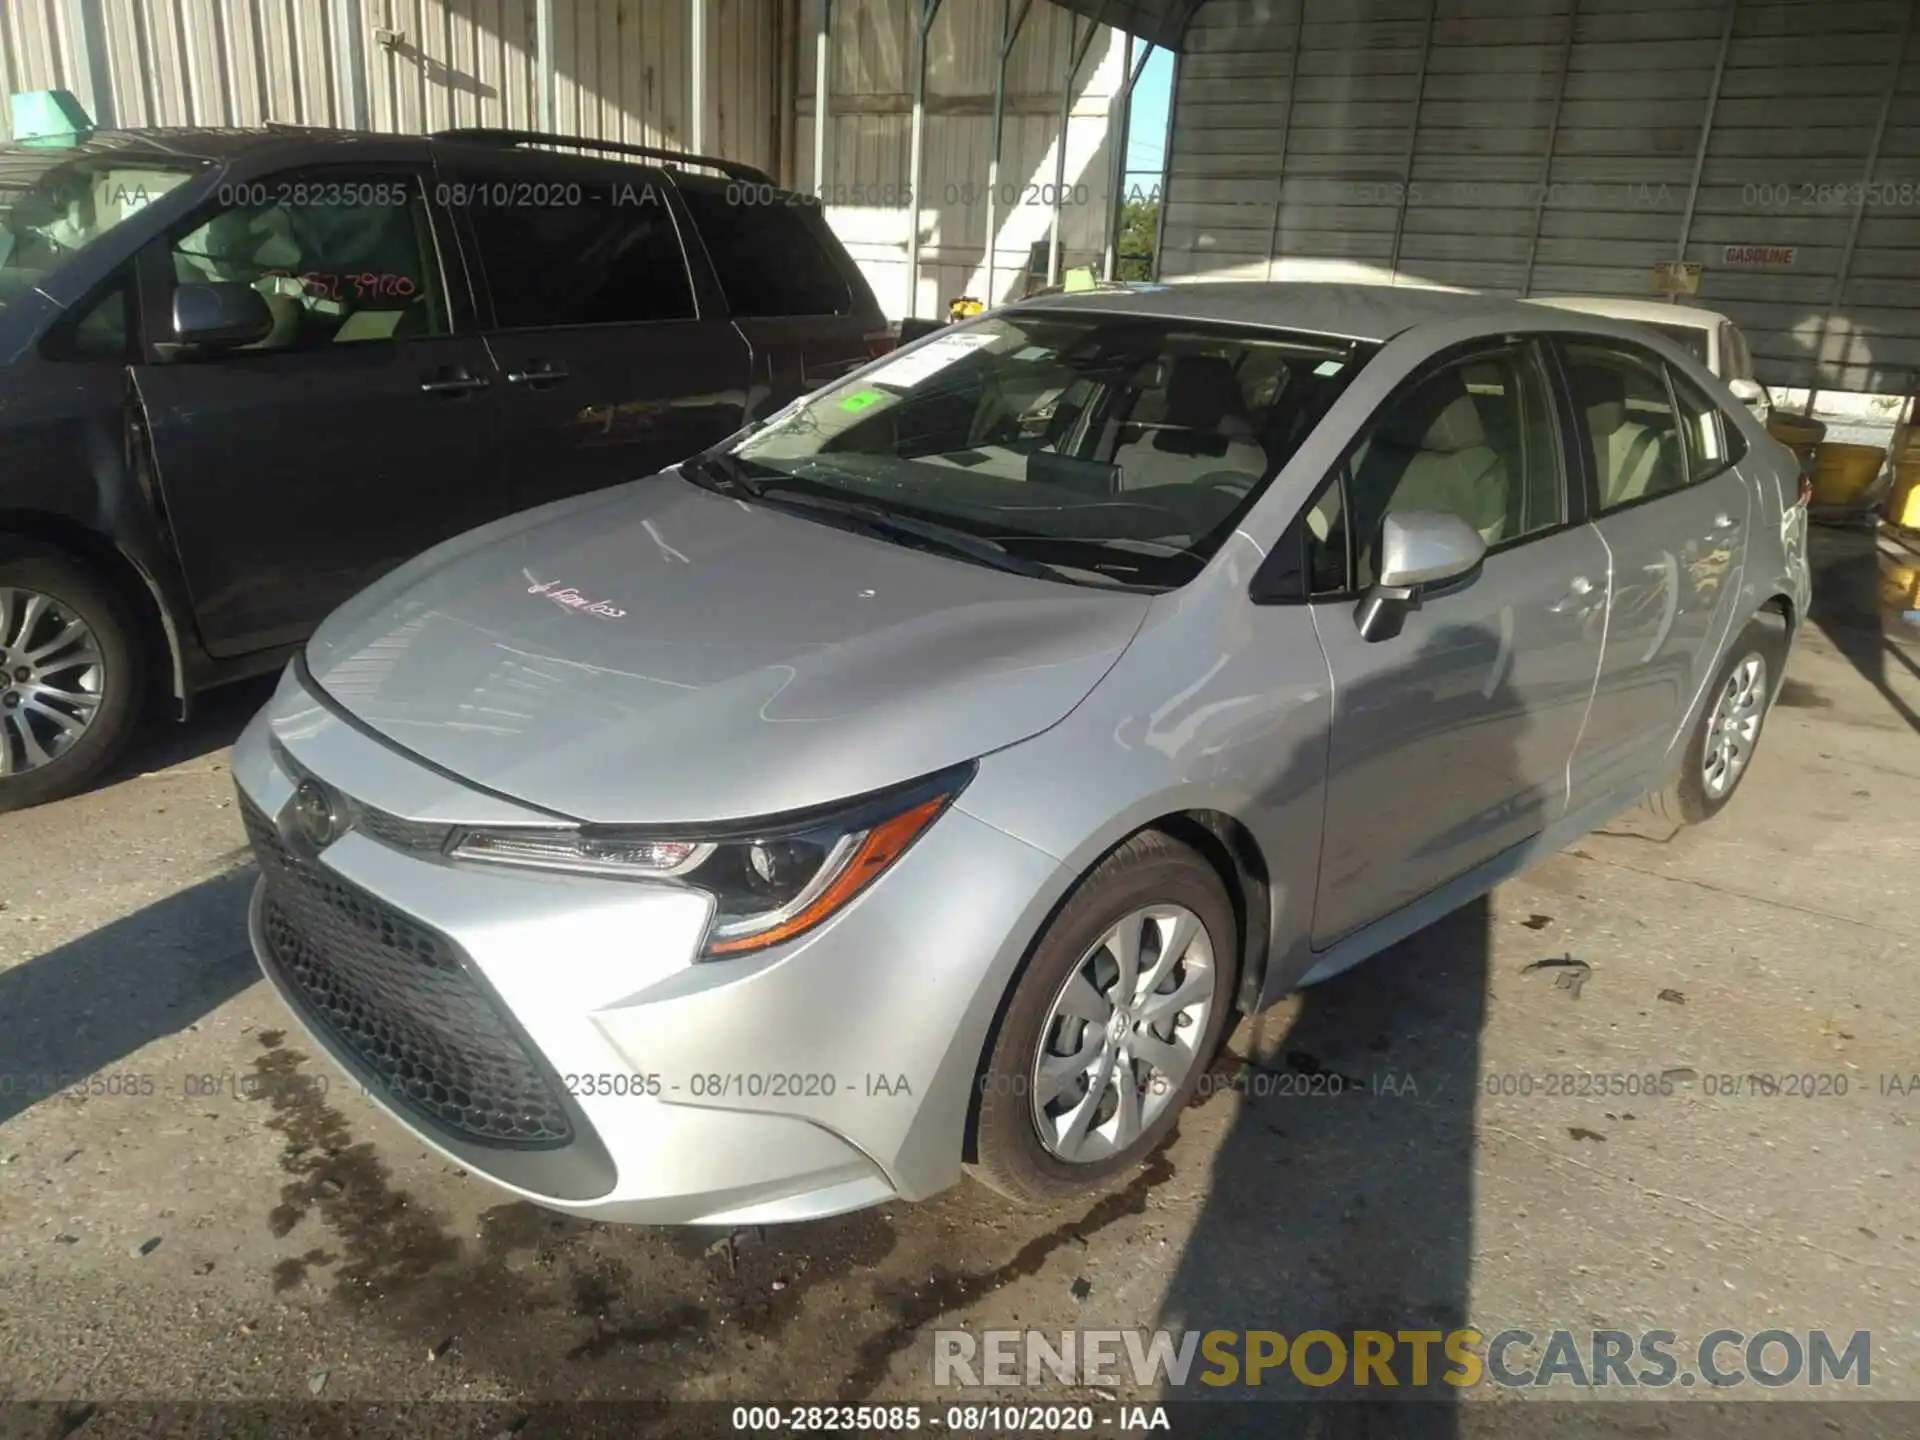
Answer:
[970,830,1237,1206]
[0,545,145,812]
[1647,615,1784,826]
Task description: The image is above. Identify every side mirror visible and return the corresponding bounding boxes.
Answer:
[1355,511,1487,643]
[1727,376,1771,417]
[163,281,275,355]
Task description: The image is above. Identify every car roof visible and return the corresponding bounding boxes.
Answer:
[1525,294,1727,329]
[1011,280,1566,345]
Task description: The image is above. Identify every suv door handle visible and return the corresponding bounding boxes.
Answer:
[506,361,571,388]
[420,367,490,396]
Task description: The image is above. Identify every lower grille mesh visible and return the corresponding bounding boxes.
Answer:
[243,796,573,1147]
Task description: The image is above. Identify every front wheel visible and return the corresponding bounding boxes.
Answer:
[0,546,145,812]
[969,830,1237,1206]
[1647,615,1784,826]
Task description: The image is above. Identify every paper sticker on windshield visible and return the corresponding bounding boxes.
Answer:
[868,331,998,389]
[1314,360,1346,377]
[839,388,884,413]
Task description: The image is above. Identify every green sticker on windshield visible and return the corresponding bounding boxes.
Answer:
[839,388,884,413]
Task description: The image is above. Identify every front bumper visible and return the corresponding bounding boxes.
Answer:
[233,663,1066,1225]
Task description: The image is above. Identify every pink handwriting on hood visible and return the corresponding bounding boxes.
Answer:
[526,578,628,619]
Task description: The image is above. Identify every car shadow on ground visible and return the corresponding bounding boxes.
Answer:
[0,868,258,1129]
[1808,522,1920,733]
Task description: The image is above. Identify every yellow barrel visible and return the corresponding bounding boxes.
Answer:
[1769,412,1827,448]
[1809,442,1887,507]
[1888,459,1920,529]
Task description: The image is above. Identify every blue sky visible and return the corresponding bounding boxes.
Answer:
[1122,45,1173,194]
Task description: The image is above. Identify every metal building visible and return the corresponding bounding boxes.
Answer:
[1137,0,1920,393]
[0,0,1140,320]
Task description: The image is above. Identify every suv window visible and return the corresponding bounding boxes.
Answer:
[462,178,695,329]
[1334,343,1565,588]
[676,185,852,318]
[1562,341,1688,512]
[167,173,449,351]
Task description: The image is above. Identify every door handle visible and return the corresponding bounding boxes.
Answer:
[1551,576,1598,615]
[1567,575,1594,595]
[506,361,571,387]
[420,369,490,396]
[1712,513,1739,531]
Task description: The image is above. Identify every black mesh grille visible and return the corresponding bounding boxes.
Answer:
[242,795,573,1147]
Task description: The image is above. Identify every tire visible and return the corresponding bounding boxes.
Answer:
[970,829,1238,1207]
[1646,615,1786,827]
[0,543,146,812]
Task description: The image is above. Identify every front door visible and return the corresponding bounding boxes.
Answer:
[1305,340,1607,946]
[438,150,751,512]
[1558,339,1751,808]
[133,162,505,658]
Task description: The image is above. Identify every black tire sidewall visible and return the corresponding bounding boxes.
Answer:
[972,833,1237,1204]
[0,549,144,811]
[1673,619,1784,823]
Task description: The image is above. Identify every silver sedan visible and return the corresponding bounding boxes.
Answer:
[232,282,1811,1223]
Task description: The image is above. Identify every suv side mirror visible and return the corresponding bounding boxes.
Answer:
[164,281,275,355]
[896,316,947,346]
[1355,511,1487,643]
[1727,376,1769,415]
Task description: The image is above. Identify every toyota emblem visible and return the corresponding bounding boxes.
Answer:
[289,778,343,849]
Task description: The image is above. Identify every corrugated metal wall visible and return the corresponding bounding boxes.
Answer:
[0,0,783,172]
[1161,0,1920,392]
[795,0,1128,318]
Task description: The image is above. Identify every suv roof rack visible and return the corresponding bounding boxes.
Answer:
[429,127,775,187]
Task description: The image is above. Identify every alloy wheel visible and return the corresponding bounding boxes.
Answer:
[0,587,105,777]
[1701,652,1767,800]
[1029,904,1216,1163]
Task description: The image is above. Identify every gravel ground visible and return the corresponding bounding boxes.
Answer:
[2,541,1918,1436]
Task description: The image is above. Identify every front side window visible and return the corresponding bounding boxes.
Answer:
[0,150,203,308]
[677,183,851,318]
[722,313,1373,590]
[1562,341,1688,512]
[1334,343,1565,589]
[167,172,449,351]
[462,175,694,328]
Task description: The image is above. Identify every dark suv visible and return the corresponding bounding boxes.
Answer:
[0,125,885,808]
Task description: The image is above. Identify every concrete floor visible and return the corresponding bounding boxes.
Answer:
[1,528,1917,1432]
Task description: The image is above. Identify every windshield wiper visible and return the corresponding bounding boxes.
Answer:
[680,448,767,497]
[746,481,1065,583]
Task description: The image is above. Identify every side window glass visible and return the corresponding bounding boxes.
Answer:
[45,276,133,361]
[1561,342,1688,512]
[461,176,694,328]
[1303,469,1349,595]
[1669,366,1738,480]
[168,174,449,352]
[676,184,851,317]
[1343,345,1564,587]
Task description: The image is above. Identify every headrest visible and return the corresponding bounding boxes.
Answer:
[1421,394,1487,453]
[1569,363,1627,436]
[1165,354,1242,431]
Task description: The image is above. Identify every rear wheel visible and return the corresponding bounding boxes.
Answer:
[1647,615,1784,826]
[0,545,145,812]
[970,830,1237,1206]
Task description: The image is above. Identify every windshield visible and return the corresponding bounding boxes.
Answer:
[727,311,1372,590]
[1648,321,1711,363]
[0,148,203,305]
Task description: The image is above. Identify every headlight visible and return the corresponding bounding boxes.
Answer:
[447,763,973,957]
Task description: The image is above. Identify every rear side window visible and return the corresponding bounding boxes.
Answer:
[463,179,694,329]
[677,185,852,318]
[1669,366,1746,478]
[1562,341,1689,512]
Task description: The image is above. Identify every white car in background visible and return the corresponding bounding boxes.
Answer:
[1527,296,1772,419]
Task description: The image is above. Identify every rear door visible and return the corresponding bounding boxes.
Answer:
[1559,337,1751,808]
[670,177,881,414]
[437,148,750,511]
[131,159,507,657]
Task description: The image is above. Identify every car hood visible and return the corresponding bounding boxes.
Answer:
[304,475,1151,824]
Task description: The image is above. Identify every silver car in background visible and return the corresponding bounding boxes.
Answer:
[232,282,1811,1224]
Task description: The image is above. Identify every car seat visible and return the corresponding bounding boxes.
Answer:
[1375,382,1510,545]
[1111,354,1268,491]
[1568,362,1677,507]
